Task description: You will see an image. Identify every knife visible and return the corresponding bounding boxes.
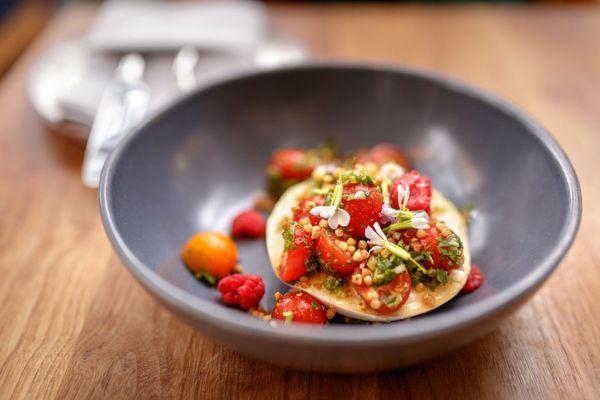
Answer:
[81,53,150,188]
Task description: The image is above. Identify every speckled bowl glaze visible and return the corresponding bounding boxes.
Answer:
[99,63,581,372]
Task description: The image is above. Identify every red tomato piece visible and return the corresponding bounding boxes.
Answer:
[391,170,432,214]
[315,230,358,276]
[355,271,411,314]
[361,143,411,170]
[293,194,325,226]
[341,183,383,236]
[271,292,327,324]
[462,264,484,293]
[402,224,463,271]
[268,148,314,181]
[279,224,314,282]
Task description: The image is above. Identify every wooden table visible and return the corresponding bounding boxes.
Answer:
[1,4,599,399]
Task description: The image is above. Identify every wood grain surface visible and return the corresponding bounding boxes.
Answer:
[1,4,599,399]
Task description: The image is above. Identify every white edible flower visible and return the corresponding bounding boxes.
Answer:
[379,162,405,182]
[364,222,389,254]
[396,184,410,208]
[310,205,350,229]
[380,203,400,225]
[411,211,430,229]
[365,222,427,272]
[309,182,350,229]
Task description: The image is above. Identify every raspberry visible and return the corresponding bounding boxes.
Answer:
[217,274,265,310]
[462,264,484,293]
[391,170,432,214]
[231,210,266,238]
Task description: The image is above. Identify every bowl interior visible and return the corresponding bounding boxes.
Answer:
[103,65,578,335]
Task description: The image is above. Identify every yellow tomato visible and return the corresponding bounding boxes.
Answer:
[182,232,238,278]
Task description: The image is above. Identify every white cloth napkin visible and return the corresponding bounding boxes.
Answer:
[54,0,294,128]
[86,0,267,53]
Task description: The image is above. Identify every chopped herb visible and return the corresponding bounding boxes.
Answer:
[283,311,294,325]
[437,234,463,263]
[340,171,376,186]
[436,269,448,285]
[311,301,320,310]
[324,275,344,293]
[282,224,295,251]
[373,255,403,287]
[305,254,320,275]
[411,251,434,265]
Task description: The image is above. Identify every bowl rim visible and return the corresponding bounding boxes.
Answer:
[99,61,582,346]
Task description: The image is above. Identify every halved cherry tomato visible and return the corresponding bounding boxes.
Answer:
[401,224,463,271]
[341,183,383,235]
[315,230,358,276]
[355,271,411,314]
[279,224,314,282]
[268,148,314,181]
[391,170,431,214]
[271,291,327,324]
[293,194,325,226]
[358,143,410,170]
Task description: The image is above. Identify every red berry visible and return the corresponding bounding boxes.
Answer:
[359,143,410,170]
[271,291,327,324]
[462,265,484,293]
[231,210,266,238]
[341,183,383,235]
[391,170,432,214]
[217,274,265,310]
[268,148,314,181]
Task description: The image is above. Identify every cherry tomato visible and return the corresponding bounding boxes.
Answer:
[341,183,383,235]
[268,148,314,181]
[315,230,358,276]
[401,224,463,271]
[182,232,237,279]
[391,170,431,214]
[358,143,410,170]
[279,224,314,282]
[271,291,327,324]
[293,194,325,225]
[355,271,411,314]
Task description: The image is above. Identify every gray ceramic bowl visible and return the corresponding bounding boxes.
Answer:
[99,63,581,372]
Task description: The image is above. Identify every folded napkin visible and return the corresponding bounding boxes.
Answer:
[86,0,267,53]
[53,0,305,128]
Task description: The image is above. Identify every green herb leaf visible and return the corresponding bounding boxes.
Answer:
[324,275,344,293]
[436,269,448,285]
[311,301,320,310]
[282,224,295,251]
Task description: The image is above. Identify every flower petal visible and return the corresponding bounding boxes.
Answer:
[336,208,351,227]
[368,245,383,254]
[327,216,339,229]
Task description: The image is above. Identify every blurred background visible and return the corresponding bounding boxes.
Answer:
[0,0,596,80]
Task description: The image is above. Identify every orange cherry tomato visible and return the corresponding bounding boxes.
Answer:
[182,232,238,278]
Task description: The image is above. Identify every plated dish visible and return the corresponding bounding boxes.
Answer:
[181,143,482,324]
[99,64,580,371]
